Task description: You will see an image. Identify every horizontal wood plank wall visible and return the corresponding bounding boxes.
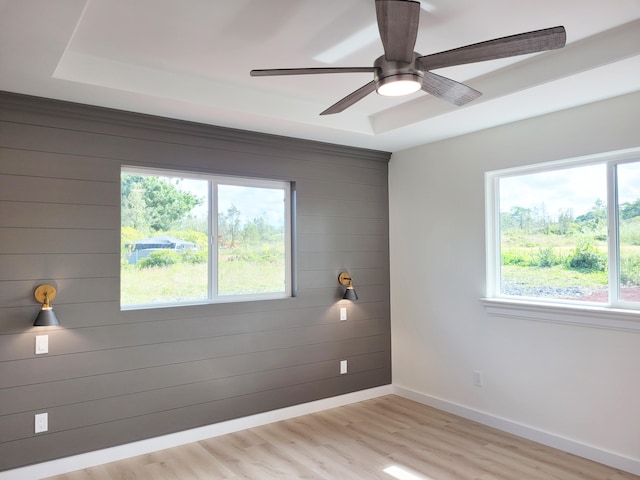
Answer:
[0,92,391,471]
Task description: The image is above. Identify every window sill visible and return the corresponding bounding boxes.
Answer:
[480,298,640,332]
[121,293,290,311]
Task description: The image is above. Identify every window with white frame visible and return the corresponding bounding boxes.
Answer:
[485,150,640,314]
[121,167,292,308]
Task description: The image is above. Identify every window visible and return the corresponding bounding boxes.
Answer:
[121,167,291,308]
[485,149,640,325]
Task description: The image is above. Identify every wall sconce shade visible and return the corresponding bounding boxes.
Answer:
[343,285,358,301]
[33,284,60,326]
[338,272,358,300]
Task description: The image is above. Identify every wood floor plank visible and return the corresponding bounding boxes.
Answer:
[153,443,236,479]
[247,420,348,479]
[44,395,639,480]
[387,446,486,480]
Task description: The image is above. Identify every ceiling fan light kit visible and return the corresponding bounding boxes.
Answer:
[377,75,422,96]
[251,0,566,115]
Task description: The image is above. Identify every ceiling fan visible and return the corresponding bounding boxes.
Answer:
[250,0,566,115]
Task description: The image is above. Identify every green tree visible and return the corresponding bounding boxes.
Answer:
[121,183,149,233]
[556,208,575,235]
[500,211,517,231]
[509,206,532,233]
[621,199,640,220]
[242,222,260,244]
[244,214,279,243]
[532,204,552,235]
[121,174,202,232]
[575,199,606,232]
[219,204,242,247]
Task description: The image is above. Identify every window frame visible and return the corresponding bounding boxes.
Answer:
[121,166,293,310]
[483,147,640,332]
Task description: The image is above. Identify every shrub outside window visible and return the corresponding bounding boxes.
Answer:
[485,150,640,312]
[121,167,291,308]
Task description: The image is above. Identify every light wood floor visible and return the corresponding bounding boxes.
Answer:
[45,395,638,480]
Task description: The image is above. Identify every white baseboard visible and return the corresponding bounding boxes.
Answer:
[0,385,393,480]
[393,384,640,476]
[5,384,637,479]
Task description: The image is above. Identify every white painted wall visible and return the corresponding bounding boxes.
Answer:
[389,92,640,467]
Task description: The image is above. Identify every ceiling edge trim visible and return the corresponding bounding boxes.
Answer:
[0,91,391,163]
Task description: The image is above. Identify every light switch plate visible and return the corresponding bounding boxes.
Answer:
[340,307,347,321]
[35,335,49,355]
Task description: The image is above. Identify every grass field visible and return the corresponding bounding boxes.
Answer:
[121,257,285,306]
[501,265,607,289]
[500,233,640,299]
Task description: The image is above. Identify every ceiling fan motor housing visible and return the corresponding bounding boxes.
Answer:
[374,54,424,96]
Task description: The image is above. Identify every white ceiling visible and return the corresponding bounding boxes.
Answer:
[1,0,639,152]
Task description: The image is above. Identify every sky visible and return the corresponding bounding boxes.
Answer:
[499,161,640,220]
[218,184,285,226]
[170,177,285,226]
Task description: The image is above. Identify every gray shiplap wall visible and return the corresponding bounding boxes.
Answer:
[0,92,391,471]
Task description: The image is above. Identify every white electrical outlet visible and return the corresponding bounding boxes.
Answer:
[339,307,347,321]
[473,370,483,387]
[35,335,49,355]
[35,413,48,433]
[340,360,348,374]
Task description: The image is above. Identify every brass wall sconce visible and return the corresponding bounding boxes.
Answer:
[33,284,60,326]
[338,272,358,300]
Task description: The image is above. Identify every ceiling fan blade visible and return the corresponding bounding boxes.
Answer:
[250,67,376,76]
[421,71,482,106]
[417,26,566,71]
[320,81,377,115]
[375,0,421,63]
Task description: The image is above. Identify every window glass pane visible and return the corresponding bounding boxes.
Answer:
[617,161,640,303]
[121,172,208,306]
[499,164,608,302]
[217,184,287,296]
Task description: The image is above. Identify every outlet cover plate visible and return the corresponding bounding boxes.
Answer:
[340,360,348,374]
[35,412,48,433]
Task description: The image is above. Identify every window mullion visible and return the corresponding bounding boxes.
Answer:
[210,181,218,300]
[607,162,620,306]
